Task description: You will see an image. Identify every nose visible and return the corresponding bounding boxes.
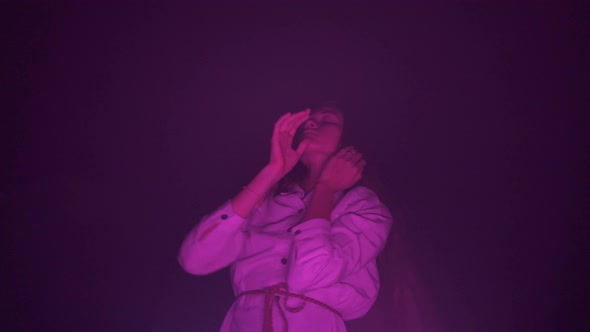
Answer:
[304,119,317,129]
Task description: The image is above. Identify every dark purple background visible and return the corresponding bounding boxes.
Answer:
[5,2,589,332]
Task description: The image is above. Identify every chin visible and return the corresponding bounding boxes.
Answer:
[303,145,334,156]
[302,142,321,152]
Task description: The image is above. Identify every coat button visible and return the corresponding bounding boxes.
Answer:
[275,295,280,301]
[281,258,288,265]
[221,214,228,220]
[294,230,301,235]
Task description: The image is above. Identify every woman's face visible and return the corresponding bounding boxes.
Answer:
[298,107,343,156]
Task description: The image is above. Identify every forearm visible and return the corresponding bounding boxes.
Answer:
[230,165,281,218]
[288,187,393,293]
[301,184,337,223]
[178,200,246,275]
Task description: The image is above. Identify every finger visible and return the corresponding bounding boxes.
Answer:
[274,112,292,136]
[278,133,295,152]
[353,172,362,184]
[346,147,361,159]
[288,113,311,136]
[277,112,292,126]
[350,152,363,164]
[279,109,307,131]
[335,146,353,158]
[352,160,365,182]
[357,159,367,172]
[285,109,311,134]
[342,147,357,160]
[290,109,311,130]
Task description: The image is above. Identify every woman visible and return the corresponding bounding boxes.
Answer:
[178,105,393,331]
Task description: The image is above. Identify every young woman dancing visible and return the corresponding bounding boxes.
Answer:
[179,105,393,332]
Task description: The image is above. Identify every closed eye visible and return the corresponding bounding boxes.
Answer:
[317,114,342,126]
[320,116,342,126]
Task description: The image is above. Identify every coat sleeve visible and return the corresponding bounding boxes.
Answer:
[178,200,248,275]
[287,186,393,292]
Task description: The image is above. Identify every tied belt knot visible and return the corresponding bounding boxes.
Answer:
[236,282,342,332]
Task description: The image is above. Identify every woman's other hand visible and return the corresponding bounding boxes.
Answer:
[267,109,311,180]
[317,146,366,192]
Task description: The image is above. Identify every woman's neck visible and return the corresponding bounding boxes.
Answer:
[300,155,330,194]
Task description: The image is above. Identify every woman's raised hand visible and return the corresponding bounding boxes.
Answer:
[267,108,312,181]
[317,146,366,192]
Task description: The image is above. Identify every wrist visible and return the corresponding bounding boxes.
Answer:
[314,182,338,196]
[261,164,284,184]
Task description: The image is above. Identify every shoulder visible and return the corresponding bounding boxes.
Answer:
[333,185,393,232]
[337,185,390,215]
[346,185,377,197]
[340,185,380,205]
